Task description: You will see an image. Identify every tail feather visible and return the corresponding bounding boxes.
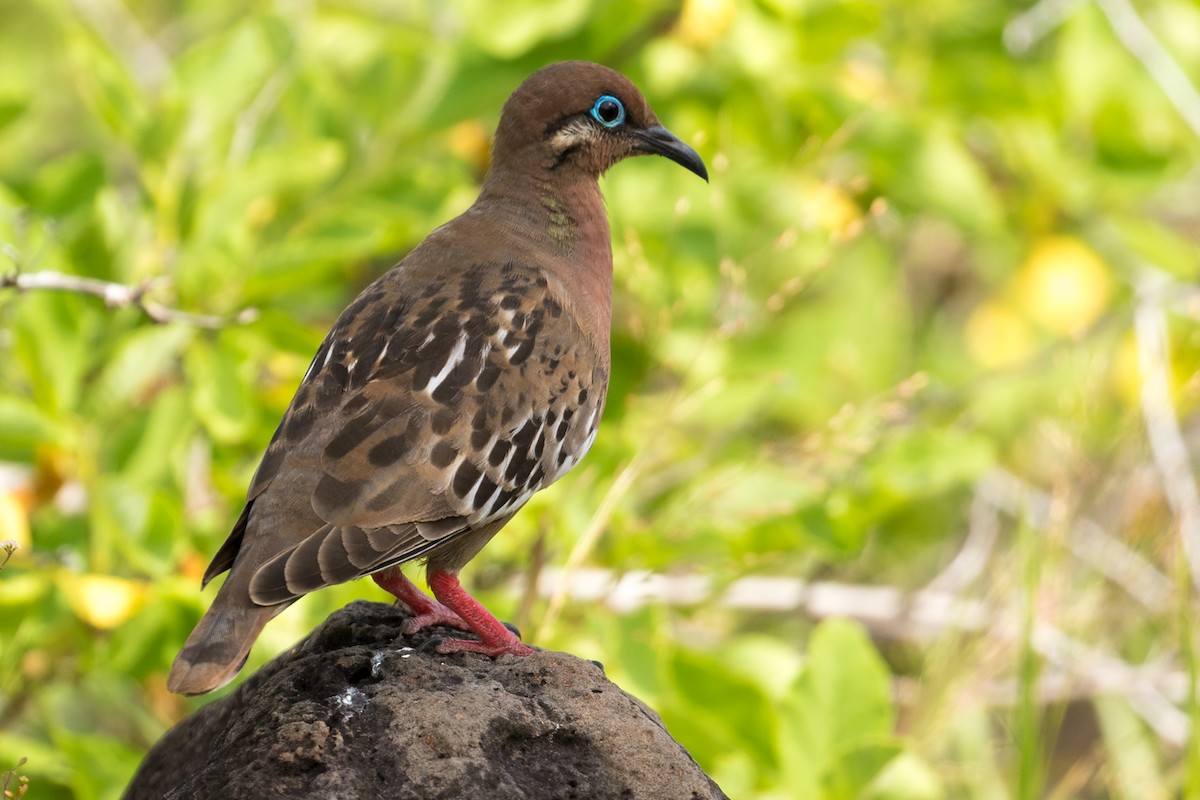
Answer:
[168,602,280,696]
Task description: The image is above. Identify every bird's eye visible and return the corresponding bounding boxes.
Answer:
[590,95,625,128]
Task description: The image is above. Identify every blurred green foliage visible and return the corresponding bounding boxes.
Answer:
[1,0,1199,797]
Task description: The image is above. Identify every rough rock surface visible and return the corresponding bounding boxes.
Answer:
[126,600,728,800]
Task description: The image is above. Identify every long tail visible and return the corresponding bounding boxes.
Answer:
[167,599,281,696]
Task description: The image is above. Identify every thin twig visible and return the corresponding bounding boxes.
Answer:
[1033,625,1189,745]
[926,481,1003,593]
[1006,0,1200,137]
[535,454,648,637]
[982,469,1173,609]
[535,377,725,638]
[535,567,1189,743]
[1134,276,1200,590]
[1,757,27,799]
[926,467,1172,609]
[229,69,293,165]
[72,0,171,91]
[1004,0,1086,53]
[1094,0,1200,137]
[1,271,258,329]
[0,541,17,573]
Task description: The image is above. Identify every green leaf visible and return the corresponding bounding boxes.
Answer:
[865,752,946,800]
[459,0,591,57]
[669,461,822,533]
[0,732,72,785]
[27,152,106,215]
[1095,696,1168,800]
[9,290,95,415]
[88,476,151,574]
[88,325,194,418]
[824,743,905,799]
[866,428,995,500]
[54,730,144,800]
[665,646,778,772]
[174,16,288,137]
[187,339,256,444]
[779,620,899,795]
[0,97,27,132]
[65,29,150,144]
[0,395,63,459]
[1109,214,1200,281]
[116,385,194,483]
[908,125,1003,233]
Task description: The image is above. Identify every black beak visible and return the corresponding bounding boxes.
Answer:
[635,125,708,182]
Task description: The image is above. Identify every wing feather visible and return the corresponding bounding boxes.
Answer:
[229,259,606,604]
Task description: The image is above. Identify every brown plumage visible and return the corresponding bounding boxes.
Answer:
[168,60,707,696]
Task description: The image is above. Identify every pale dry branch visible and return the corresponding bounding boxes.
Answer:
[535,377,725,638]
[229,69,294,165]
[1134,277,1200,590]
[1004,0,1086,53]
[1032,624,1189,745]
[925,467,1172,609]
[72,0,171,91]
[537,567,992,636]
[1094,0,1200,138]
[535,567,1189,743]
[1,270,258,329]
[982,469,1173,609]
[926,481,1003,594]
[1006,0,1200,137]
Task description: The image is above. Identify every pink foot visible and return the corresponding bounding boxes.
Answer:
[427,570,534,657]
[372,567,471,634]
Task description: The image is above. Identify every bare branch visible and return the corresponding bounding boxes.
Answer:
[926,481,1003,594]
[536,567,1189,743]
[1135,275,1200,590]
[537,454,647,634]
[1032,625,1189,745]
[1005,0,1086,53]
[229,69,293,165]
[0,270,258,329]
[982,469,1173,610]
[1006,0,1200,137]
[72,0,171,91]
[1094,0,1200,138]
[0,540,17,572]
[535,377,725,638]
[922,467,1172,609]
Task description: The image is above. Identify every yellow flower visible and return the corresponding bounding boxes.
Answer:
[1016,236,1113,337]
[64,574,147,630]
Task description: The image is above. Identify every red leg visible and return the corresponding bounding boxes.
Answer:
[427,570,533,657]
[371,566,471,634]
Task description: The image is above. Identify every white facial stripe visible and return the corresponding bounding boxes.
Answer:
[550,119,597,153]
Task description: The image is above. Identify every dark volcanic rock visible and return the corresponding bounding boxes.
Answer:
[126,601,727,800]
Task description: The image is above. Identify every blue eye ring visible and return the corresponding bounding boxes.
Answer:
[590,95,625,128]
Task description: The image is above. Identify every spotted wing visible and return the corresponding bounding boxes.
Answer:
[239,260,605,604]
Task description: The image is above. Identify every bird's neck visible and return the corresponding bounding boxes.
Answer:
[477,164,613,348]
[479,163,611,252]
